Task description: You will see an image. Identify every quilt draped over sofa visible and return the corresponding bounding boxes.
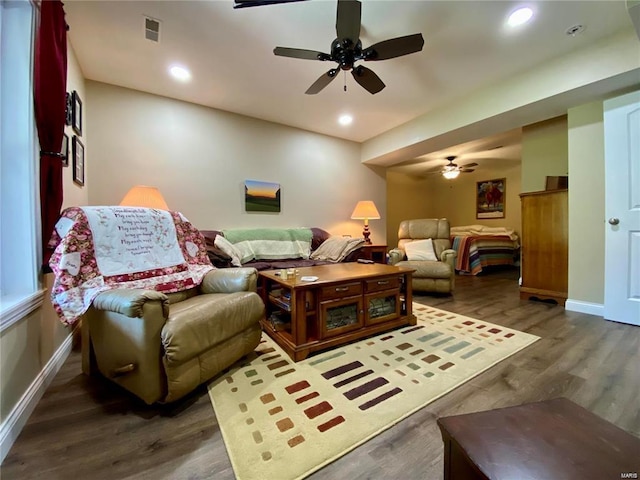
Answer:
[48,206,214,326]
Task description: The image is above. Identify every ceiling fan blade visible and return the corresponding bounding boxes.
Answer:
[462,162,479,168]
[274,47,330,61]
[363,33,425,61]
[351,65,385,94]
[305,69,339,94]
[336,0,361,43]
[234,0,308,8]
[460,168,475,173]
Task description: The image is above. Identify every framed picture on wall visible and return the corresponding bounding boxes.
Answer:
[244,180,281,212]
[476,178,505,219]
[72,136,85,186]
[72,90,83,136]
[61,133,69,167]
[65,92,72,126]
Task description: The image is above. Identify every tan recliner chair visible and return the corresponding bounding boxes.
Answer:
[82,268,264,404]
[388,218,456,293]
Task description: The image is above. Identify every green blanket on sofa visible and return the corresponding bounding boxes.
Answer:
[222,228,313,262]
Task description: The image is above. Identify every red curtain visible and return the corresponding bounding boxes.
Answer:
[35,0,67,270]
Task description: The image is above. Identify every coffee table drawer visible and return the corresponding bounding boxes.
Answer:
[365,276,400,293]
[321,282,362,300]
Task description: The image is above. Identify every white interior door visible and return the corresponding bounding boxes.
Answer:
[604,90,640,326]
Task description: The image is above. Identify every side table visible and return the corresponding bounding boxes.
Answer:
[437,397,640,480]
[360,244,387,264]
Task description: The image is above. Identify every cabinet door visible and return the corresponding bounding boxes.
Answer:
[365,291,400,325]
[319,297,363,338]
[520,190,568,296]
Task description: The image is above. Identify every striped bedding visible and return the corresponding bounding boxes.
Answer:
[451,235,519,275]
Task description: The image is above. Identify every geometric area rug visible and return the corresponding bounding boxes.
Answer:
[208,304,540,480]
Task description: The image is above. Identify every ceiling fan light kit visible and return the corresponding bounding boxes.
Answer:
[273,0,424,95]
[442,169,460,180]
[428,155,478,179]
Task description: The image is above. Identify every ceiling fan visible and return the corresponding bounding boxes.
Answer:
[234,0,308,8]
[273,0,424,94]
[434,156,478,179]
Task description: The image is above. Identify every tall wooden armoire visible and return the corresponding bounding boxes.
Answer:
[519,189,568,305]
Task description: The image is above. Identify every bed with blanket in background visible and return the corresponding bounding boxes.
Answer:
[449,225,520,275]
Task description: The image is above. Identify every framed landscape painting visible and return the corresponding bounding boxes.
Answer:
[476,178,505,219]
[245,180,280,212]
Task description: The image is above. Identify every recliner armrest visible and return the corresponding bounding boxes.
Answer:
[91,289,169,318]
[440,248,457,267]
[200,268,258,294]
[388,248,405,265]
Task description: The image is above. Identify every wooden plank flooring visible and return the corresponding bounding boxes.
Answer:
[3,267,640,479]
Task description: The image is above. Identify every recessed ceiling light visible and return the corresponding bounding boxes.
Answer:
[507,7,533,27]
[169,65,191,82]
[338,114,353,126]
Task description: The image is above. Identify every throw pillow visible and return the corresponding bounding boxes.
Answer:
[404,238,438,261]
[206,245,232,268]
[310,236,364,262]
[340,237,365,262]
[214,235,242,267]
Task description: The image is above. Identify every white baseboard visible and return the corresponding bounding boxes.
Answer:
[565,299,604,317]
[0,332,73,464]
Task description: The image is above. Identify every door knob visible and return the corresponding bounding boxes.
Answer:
[608,217,620,225]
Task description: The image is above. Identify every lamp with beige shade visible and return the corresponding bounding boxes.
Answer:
[119,185,169,209]
[351,200,380,245]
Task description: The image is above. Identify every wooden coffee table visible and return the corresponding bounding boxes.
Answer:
[258,263,416,361]
[437,397,640,480]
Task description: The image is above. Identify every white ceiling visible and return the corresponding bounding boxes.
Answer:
[65,0,636,174]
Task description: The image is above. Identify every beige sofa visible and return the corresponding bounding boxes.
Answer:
[83,268,264,404]
[388,218,456,294]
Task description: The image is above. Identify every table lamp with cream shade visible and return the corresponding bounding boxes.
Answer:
[350,200,380,244]
[119,185,169,210]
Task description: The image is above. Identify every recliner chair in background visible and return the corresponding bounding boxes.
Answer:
[388,218,456,294]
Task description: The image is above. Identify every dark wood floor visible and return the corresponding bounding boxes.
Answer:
[3,267,639,479]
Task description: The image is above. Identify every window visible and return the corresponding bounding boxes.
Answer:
[0,0,43,330]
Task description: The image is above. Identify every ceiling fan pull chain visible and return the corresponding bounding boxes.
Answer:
[344,71,347,92]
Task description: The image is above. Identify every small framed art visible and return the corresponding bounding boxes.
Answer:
[72,90,83,136]
[476,178,505,219]
[65,92,72,126]
[72,136,85,186]
[61,133,69,167]
[244,179,281,212]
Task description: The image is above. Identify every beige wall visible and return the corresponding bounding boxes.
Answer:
[521,116,568,193]
[385,171,432,249]
[567,102,605,304]
[0,42,84,426]
[426,165,522,234]
[386,164,522,249]
[85,81,385,241]
[62,44,89,210]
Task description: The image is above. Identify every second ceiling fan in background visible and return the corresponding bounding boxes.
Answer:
[434,156,478,179]
[273,0,424,94]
